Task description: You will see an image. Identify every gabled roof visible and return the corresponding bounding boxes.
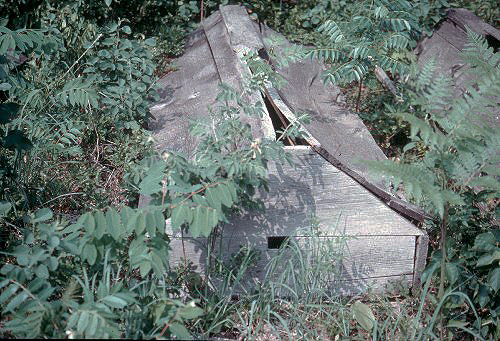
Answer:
[149,5,426,223]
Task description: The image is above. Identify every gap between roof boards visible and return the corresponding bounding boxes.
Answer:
[254,48,310,146]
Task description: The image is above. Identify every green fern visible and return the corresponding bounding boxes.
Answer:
[56,76,99,108]
[367,29,500,316]
[461,28,500,79]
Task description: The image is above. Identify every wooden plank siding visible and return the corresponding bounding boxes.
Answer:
[166,147,424,293]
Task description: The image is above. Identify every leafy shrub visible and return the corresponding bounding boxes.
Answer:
[0,205,204,339]
[2,1,499,339]
[1,42,309,338]
[0,12,159,214]
[138,51,309,239]
[308,0,421,86]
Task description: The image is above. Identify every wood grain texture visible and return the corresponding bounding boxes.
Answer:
[415,8,500,129]
[225,147,425,237]
[167,148,424,293]
[167,234,416,294]
[413,234,430,293]
[258,23,427,223]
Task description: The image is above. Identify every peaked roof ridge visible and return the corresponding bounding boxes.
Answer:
[149,4,428,223]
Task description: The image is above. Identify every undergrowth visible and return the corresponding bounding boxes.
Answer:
[0,1,498,340]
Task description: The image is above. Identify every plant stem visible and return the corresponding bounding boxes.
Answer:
[438,203,449,299]
[356,78,363,113]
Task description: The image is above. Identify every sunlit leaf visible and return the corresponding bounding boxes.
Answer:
[352,301,375,331]
[101,295,128,309]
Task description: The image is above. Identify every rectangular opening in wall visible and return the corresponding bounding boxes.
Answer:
[267,236,290,249]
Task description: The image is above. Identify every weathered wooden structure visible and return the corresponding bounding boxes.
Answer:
[146,5,430,294]
[415,8,500,128]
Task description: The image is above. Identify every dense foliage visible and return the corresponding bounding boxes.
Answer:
[1,0,498,339]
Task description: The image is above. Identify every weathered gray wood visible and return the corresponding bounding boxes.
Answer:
[258,24,427,223]
[166,147,423,293]
[149,6,274,157]
[202,11,240,88]
[413,234,429,294]
[312,145,429,223]
[447,8,500,41]
[258,24,386,182]
[202,6,274,140]
[263,80,426,223]
[148,25,219,158]
[220,5,264,50]
[226,147,424,237]
[167,234,416,295]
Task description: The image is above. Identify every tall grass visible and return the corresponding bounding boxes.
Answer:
[182,221,487,340]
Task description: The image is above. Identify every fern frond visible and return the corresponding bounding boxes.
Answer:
[441,62,499,138]
[378,54,410,75]
[57,76,98,108]
[348,45,374,60]
[468,176,500,192]
[461,28,500,75]
[366,159,454,213]
[371,30,499,220]
[351,15,373,33]
[415,72,454,113]
[374,5,389,19]
[430,189,464,218]
[394,111,447,148]
[322,60,369,85]
[413,58,436,92]
[381,17,411,32]
[306,47,345,63]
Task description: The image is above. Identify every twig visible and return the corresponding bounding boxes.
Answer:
[42,192,84,206]
[61,33,102,81]
[159,322,170,337]
[356,78,363,113]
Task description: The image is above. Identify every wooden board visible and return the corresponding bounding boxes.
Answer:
[226,146,424,237]
[149,6,274,158]
[167,234,416,295]
[145,5,429,294]
[257,22,427,223]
